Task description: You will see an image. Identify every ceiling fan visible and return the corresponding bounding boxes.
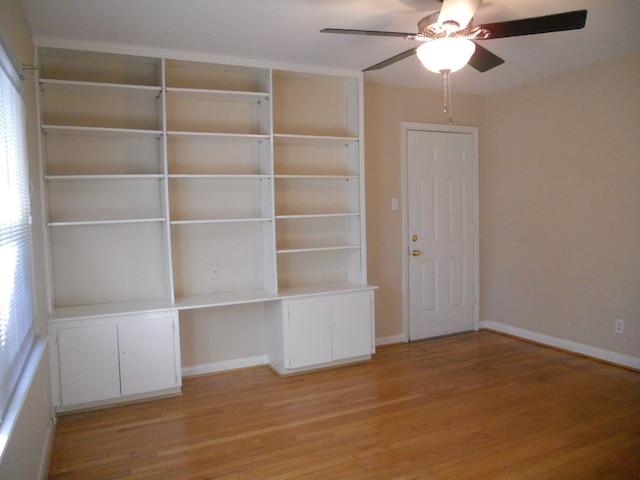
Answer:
[321,0,586,122]
[321,0,588,74]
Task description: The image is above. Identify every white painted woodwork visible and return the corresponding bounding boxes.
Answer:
[272,71,365,289]
[37,47,374,409]
[267,291,375,375]
[38,48,369,317]
[118,315,179,396]
[407,128,477,340]
[286,299,333,368]
[53,311,181,409]
[331,293,374,361]
[58,323,121,405]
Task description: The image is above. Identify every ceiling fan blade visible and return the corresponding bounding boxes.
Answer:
[320,28,415,39]
[478,9,587,39]
[467,42,504,72]
[438,0,483,29]
[363,47,419,72]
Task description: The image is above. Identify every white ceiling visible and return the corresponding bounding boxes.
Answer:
[19,0,640,94]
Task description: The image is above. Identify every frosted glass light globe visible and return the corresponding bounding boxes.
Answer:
[416,38,476,73]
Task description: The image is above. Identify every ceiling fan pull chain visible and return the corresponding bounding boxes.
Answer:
[442,69,453,125]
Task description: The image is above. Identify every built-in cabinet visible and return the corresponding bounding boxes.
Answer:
[37,47,375,411]
[266,290,374,375]
[49,312,181,411]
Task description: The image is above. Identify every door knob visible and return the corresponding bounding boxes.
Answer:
[412,249,422,257]
[412,234,418,242]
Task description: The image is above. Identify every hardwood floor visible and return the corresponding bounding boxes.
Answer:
[48,331,640,479]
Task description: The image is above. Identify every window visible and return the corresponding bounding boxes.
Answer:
[0,37,34,424]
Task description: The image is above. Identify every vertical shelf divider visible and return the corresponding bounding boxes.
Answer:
[160,57,176,305]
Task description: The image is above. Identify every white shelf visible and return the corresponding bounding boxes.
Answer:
[169,174,270,180]
[276,213,360,220]
[48,283,376,321]
[277,245,360,254]
[45,174,164,181]
[47,217,166,227]
[276,282,376,299]
[165,87,268,103]
[170,217,270,225]
[274,175,358,180]
[48,298,174,322]
[174,290,278,311]
[167,131,269,141]
[273,133,358,146]
[42,125,163,137]
[40,78,162,95]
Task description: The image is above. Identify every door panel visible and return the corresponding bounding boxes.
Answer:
[58,324,120,405]
[119,316,178,396]
[408,129,475,340]
[332,293,373,360]
[286,300,332,368]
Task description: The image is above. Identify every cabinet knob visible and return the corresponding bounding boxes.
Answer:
[412,249,422,257]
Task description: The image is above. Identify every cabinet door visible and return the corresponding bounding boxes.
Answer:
[118,315,178,396]
[331,293,373,361]
[58,324,121,405]
[286,300,332,369]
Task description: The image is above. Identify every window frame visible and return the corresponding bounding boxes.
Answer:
[0,33,36,431]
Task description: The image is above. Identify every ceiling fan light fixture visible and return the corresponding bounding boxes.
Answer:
[437,0,482,30]
[416,37,476,73]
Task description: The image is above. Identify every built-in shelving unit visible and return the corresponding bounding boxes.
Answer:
[164,59,276,304]
[272,71,364,290]
[37,47,374,410]
[38,48,170,311]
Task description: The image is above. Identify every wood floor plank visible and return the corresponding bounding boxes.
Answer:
[48,331,640,479]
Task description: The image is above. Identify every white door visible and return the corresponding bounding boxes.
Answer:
[407,128,476,340]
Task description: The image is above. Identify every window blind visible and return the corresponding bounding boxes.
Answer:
[0,38,34,424]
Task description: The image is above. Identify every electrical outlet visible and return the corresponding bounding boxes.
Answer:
[614,318,624,335]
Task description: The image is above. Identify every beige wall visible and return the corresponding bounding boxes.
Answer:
[0,0,53,478]
[365,51,640,359]
[364,81,485,341]
[482,52,640,357]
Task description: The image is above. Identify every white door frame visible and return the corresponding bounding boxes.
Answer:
[400,122,480,341]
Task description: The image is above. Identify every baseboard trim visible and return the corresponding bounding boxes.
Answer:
[39,414,56,480]
[480,320,640,371]
[182,355,269,378]
[376,334,407,346]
